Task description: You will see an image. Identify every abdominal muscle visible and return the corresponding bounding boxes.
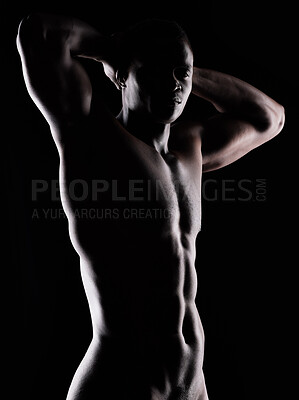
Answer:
[66,231,206,400]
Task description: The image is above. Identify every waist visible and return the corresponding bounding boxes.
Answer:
[90,330,194,369]
[90,299,203,351]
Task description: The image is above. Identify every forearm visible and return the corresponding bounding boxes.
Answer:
[192,67,284,130]
[18,13,111,62]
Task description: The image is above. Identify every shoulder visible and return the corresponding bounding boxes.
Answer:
[169,119,203,158]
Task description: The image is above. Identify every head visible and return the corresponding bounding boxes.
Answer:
[116,19,194,124]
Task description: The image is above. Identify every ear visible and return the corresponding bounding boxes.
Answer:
[115,70,127,90]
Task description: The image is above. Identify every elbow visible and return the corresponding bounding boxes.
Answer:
[266,103,285,139]
[17,13,37,39]
[16,15,29,52]
[276,104,285,134]
[256,102,285,139]
[16,13,44,53]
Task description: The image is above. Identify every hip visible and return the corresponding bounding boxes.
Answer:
[67,334,205,400]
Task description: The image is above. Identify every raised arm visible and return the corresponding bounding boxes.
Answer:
[16,13,114,150]
[192,67,285,172]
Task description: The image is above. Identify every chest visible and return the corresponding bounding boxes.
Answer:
[61,133,202,235]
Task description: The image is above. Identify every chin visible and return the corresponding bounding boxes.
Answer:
[152,107,184,124]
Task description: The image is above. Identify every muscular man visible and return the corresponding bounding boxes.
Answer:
[17,13,285,400]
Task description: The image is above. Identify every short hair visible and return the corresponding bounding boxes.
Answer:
[117,18,192,71]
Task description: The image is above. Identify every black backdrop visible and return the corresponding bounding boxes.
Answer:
[4,1,296,399]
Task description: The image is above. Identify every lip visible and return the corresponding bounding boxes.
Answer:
[166,97,182,106]
[173,97,182,104]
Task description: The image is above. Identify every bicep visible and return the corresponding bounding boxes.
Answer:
[200,113,274,172]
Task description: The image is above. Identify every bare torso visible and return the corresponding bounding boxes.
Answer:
[16,12,284,400]
[60,112,207,400]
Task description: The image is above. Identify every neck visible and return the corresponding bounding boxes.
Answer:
[116,108,170,154]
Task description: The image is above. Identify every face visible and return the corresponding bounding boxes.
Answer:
[123,40,193,123]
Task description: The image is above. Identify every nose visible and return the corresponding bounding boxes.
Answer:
[172,71,182,92]
[173,81,182,92]
[153,69,182,93]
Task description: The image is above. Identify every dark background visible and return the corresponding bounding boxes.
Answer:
[4,0,296,399]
